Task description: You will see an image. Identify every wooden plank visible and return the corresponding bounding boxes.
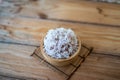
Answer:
[0,43,119,80]
[0,17,120,55]
[0,0,120,26]
[71,53,120,80]
[0,43,65,80]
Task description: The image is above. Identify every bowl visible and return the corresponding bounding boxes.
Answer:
[40,35,81,66]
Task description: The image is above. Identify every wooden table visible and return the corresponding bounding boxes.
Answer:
[0,0,120,80]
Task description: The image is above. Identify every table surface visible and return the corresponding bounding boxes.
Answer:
[0,0,120,80]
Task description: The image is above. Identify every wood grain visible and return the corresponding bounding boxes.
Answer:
[0,1,120,80]
[0,76,21,80]
[0,17,120,55]
[0,43,65,80]
[0,43,120,80]
[0,0,120,26]
[71,53,120,80]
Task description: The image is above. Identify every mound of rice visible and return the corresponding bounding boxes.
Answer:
[43,28,78,59]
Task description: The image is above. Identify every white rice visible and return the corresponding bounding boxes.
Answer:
[43,28,78,59]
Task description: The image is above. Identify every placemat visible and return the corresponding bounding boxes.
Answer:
[31,44,93,80]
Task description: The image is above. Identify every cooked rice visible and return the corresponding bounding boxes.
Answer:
[44,28,78,59]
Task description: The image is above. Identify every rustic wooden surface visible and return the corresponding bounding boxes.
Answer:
[0,0,120,80]
[0,0,120,26]
[0,17,120,55]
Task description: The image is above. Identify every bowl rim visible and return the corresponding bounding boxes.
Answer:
[40,35,81,62]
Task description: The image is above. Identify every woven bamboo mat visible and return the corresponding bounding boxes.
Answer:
[31,44,93,80]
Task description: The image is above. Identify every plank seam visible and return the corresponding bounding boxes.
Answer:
[0,41,39,47]
[92,52,120,57]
